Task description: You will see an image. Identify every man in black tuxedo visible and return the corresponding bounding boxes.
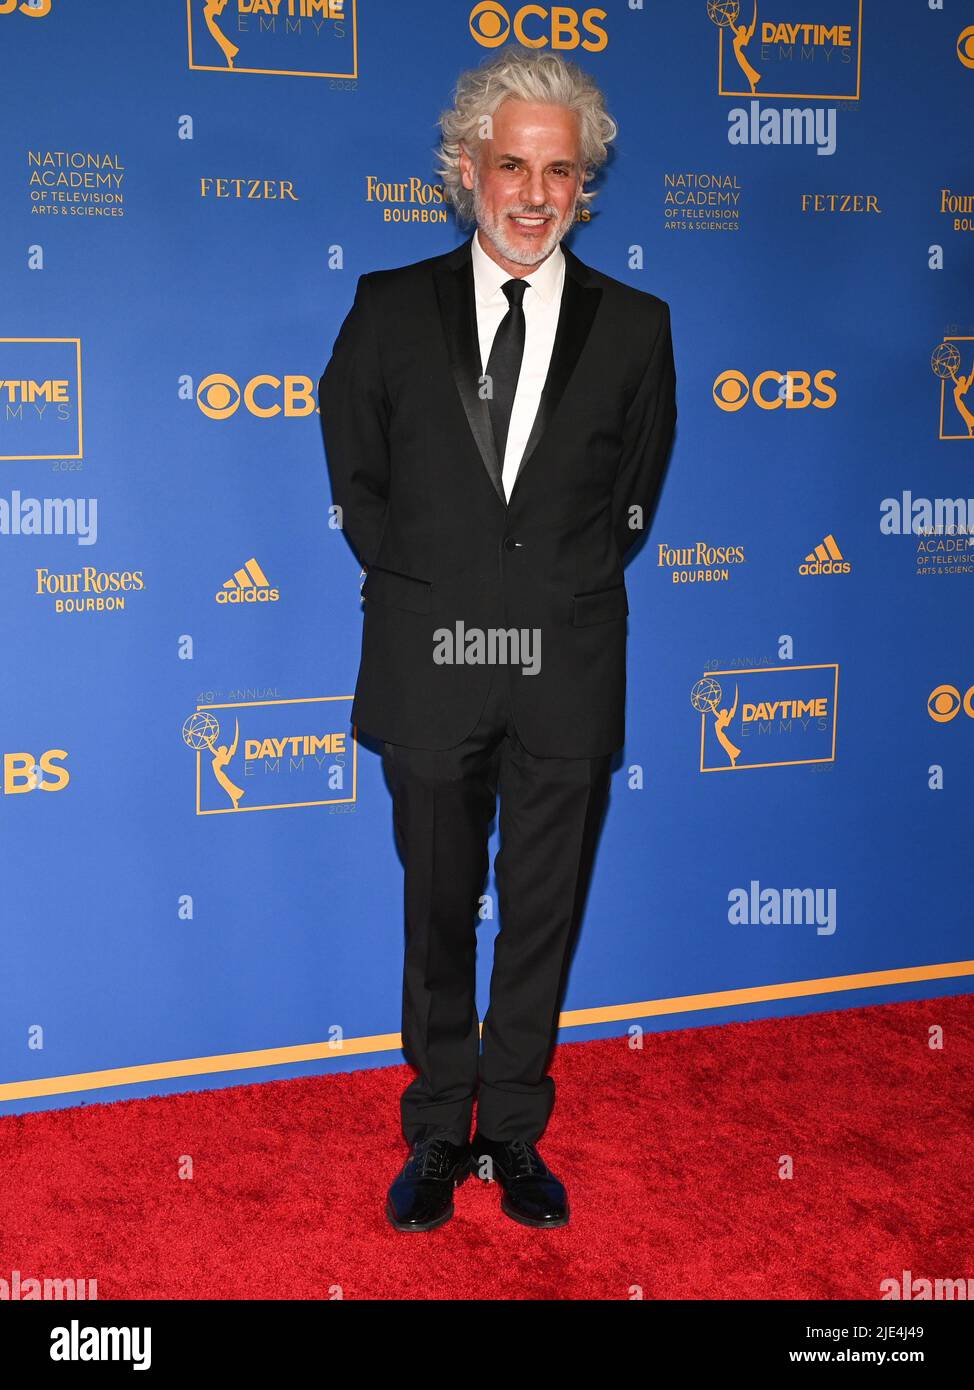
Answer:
[318,46,676,1231]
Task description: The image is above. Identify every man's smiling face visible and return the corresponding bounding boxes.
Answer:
[460,98,584,274]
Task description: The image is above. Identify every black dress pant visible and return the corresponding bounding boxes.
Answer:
[381,661,612,1146]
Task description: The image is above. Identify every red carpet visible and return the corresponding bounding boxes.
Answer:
[1,995,972,1300]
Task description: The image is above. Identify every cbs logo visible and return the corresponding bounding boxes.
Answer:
[927,684,974,723]
[713,370,838,412]
[470,3,608,51]
[958,26,974,69]
[1,0,53,17]
[196,374,317,420]
[3,750,70,794]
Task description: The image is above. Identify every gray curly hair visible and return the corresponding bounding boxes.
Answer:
[435,46,618,225]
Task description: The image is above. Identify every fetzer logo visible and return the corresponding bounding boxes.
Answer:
[216,557,279,603]
[799,533,851,575]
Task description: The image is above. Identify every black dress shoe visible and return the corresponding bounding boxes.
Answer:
[386,1137,472,1232]
[470,1132,569,1228]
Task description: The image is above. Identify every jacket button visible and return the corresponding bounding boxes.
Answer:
[503,537,518,551]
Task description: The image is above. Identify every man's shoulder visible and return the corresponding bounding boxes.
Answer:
[573,251,670,322]
[355,243,462,297]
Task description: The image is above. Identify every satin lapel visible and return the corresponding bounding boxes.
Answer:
[432,239,506,508]
[508,247,602,504]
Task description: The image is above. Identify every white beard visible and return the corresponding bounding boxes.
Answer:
[472,173,577,267]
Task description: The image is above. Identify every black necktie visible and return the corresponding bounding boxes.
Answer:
[485,277,529,468]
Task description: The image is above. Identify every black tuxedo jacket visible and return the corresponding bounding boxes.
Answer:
[317,233,677,758]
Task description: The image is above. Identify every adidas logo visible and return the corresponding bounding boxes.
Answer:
[216,557,280,603]
[799,534,851,576]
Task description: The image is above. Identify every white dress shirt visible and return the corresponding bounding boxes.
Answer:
[471,230,566,502]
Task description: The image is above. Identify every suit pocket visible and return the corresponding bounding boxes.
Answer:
[571,582,629,626]
[362,563,433,614]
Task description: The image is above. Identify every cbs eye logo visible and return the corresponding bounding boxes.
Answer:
[197,374,241,420]
[958,26,974,69]
[196,373,317,420]
[927,684,974,723]
[713,369,838,412]
[469,2,608,51]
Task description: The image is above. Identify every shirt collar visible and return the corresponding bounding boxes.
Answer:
[470,230,565,307]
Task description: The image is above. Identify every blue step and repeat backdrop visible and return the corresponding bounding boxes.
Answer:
[2,1,972,1116]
